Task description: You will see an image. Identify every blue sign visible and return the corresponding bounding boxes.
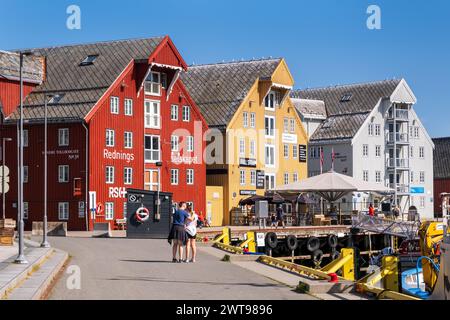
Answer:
[410,187,425,194]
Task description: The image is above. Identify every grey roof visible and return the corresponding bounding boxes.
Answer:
[292,98,326,118]
[291,79,402,141]
[0,50,44,83]
[6,37,164,122]
[433,137,450,179]
[181,58,281,127]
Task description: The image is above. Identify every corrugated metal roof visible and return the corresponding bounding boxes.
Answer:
[433,137,450,179]
[0,50,44,83]
[181,58,281,127]
[6,37,164,121]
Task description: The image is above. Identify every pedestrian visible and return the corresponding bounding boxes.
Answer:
[392,205,400,220]
[185,206,199,263]
[368,203,375,217]
[270,212,277,228]
[168,202,193,263]
[276,205,285,229]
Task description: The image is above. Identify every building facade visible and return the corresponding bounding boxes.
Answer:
[433,137,450,217]
[292,79,435,219]
[182,59,308,225]
[1,37,208,231]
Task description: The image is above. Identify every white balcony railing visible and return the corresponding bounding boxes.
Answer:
[389,183,409,194]
[388,109,409,121]
[387,158,410,168]
[387,132,409,144]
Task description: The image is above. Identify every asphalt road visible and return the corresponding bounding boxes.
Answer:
[41,236,316,300]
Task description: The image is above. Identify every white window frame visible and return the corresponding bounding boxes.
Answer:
[419,196,425,209]
[419,146,425,159]
[363,170,369,182]
[106,166,115,184]
[410,146,414,158]
[284,173,289,185]
[187,169,194,185]
[414,126,420,139]
[145,71,161,96]
[105,202,114,221]
[265,173,276,190]
[145,169,159,191]
[265,91,276,110]
[375,171,381,183]
[375,145,381,157]
[243,112,248,128]
[124,99,133,116]
[363,144,369,157]
[283,144,289,159]
[187,136,194,152]
[250,140,256,158]
[368,124,374,136]
[411,171,415,183]
[293,172,298,183]
[250,113,256,128]
[145,100,161,129]
[58,128,69,147]
[265,144,276,168]
[110,96,119,114]
[293,145,298,159]
[265,116,275,138]
[239,138,246,156]
[182,106,191,122]
[58,202,69,221]
[240,170,246,186]
[124,167,133,185]
[124,131,133,149]
[420,171,425,184]
[145,135,161,163]
[171,105,179,121]
[171,169,179,185]
[171,135,180,152]
[106,129,115,147]
[375,124,381,136]
[250,170,256,186]
[283,118,289,133]
[58,165,69,183]
[290,119,295,133]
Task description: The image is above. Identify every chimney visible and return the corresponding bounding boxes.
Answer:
[39,56,47,82]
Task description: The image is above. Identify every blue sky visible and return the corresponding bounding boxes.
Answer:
[0,0,448,137]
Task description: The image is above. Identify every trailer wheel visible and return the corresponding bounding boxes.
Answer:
[312,249,324,264]
[285,235,298,251]
[328,235,338,248]
[306,236,320,252]
[265,232,278,249]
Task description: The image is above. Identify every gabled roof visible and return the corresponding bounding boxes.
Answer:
[292,98,326,119]
[433,137,450,179]
[181,58,281,127]
[291,79,404,142]
[6,37,165,122]
[0,50,44,83]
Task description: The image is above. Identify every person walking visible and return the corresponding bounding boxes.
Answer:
[184,206,199,263]
[276,205,285,229]
[368,203,375,217]
[168,202,193,263]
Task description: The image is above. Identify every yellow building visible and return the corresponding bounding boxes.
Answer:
[182,58,308,225]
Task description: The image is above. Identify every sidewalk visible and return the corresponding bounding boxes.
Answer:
[0,239,68,300]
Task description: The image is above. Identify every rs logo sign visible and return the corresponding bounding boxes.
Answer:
[0,166,10,194]
[109,187,127,199]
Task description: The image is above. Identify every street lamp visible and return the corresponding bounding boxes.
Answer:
[41,94,54,248]
[15,51,33,265]
[2,137,13,220]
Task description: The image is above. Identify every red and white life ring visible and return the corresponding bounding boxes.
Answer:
[135,207,150,223]
[96,203,103,215]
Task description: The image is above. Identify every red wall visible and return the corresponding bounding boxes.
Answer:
[434,178,450,217]
[0,79,36,118]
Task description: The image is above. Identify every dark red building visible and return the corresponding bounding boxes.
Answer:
[433,137,450,217]
[0,37,208,231]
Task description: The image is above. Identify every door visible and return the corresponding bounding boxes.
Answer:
[144,170,159,191]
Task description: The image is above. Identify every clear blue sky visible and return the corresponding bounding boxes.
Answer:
[0,0,448,137]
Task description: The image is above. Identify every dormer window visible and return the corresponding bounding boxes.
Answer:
[145,72,161,96]
[340,93,352,102]
[80,55,98,66]
[265,91,277,110]
[49,94,65,104]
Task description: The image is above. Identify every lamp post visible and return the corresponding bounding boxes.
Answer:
[15,51,32,265]
[2,137,12,220]
[41,94,54,248]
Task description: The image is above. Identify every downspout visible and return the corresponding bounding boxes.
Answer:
[82,121,89,231]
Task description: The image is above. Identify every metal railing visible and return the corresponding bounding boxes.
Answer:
[388,109,409,121]
[387,132,409,144]
[387,158,410,169]
[389,183,410,194]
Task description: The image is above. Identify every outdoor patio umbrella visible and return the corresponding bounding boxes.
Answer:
[239,193,285,206]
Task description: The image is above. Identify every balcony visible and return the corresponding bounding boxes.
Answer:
[389,183,410,194]
[387,132,409,145]
[388,109,409,122]
[387,158,410,170]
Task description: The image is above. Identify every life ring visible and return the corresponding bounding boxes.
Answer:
[312,249,324,264]
[135,207,150,223]
[286,235,298,251]
[328,235,338,248]
[307,236,321,252]
[96,203,103,215]
[265,232,278,249]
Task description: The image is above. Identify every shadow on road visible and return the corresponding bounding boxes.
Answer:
[120,259,173,264]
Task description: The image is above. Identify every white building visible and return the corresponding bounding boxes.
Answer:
[292,79,435,219]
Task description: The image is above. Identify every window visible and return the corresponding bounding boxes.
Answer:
[58,128,69,146]
[145,100,160,128]
[419,147,425,158]
[250,113,256,128]
[410,146,414,158]
[187,169,194,185]
[265,116,275,137]
[106,166,114,184]
[58,165,69,183]
[145,135,160,162]
[419,197,425,209]
[363,144,369,157]
[23,130,28,147]
[145,170,159,191]
[284,173,289,185]
[293,145,298,159]
[265,91,276,110]
[375,171,381,183]
[240,170,246,185]
[420,171,425,184]
[283,144,289,158]
[23,202,29,220]
[368,124,374,136]
[171,169,179,185]
[250,170,256,186]
[375,145,381,157]
[283,118,289,133]
[410,171,414,183]
[182,106,191,122]
[124,132,133,149]
[145,72,161,96]
[110,96,119,114]
[341,93,352,102]
[80,55,98,66]
[250,140,256,158]
[290,119,295,133]
[187,136,194,152]
[106,129,115,147]
[265,174,276,190]
[49,94,65,104]
[58,202,69,220]
[375,124,381,136]
[124,99,133,116]
[409,126,414,139]
[265,145,275,167]
[124,167,132,185]
[171,135,180,152]
[363,170,369,182]
[243,112,248,128]
[23,166,28,183]
[239,138,245,156]
[293,172,298,183]
[171,105,178,121]
[310,146,316,158]
[414,127,420,139]
[105,202,114,221]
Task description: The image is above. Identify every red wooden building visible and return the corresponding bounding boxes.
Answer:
[0,37,208,231]
[433,137,450,217]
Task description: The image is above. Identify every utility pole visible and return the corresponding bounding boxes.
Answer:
[41,94,53,248]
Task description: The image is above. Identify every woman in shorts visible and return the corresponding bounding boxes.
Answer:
[184,206,199,263]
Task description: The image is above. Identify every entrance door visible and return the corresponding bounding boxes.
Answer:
[145,170,159,191]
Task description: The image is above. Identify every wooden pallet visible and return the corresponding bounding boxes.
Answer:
[0,236,14,246]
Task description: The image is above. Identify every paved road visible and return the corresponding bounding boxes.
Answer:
[41,236,316,300]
